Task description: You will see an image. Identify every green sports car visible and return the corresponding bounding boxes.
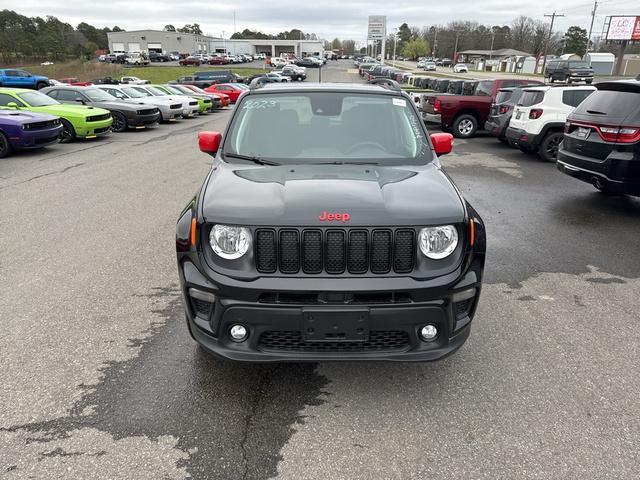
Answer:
[0,88,112,142]
[152,84,213,114]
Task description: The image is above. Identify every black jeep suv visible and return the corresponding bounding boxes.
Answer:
[176,83,486,361]
[558,79,640,196]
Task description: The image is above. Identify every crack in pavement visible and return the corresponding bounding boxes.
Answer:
[0,162,85,190]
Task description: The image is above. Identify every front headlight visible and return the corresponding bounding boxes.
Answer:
[419,225,458,259]
[209,224,251,259]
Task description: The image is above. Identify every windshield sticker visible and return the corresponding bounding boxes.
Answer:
[243,99,278,110]
[392,98,407,107]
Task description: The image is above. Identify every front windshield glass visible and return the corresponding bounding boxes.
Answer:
[569,61,590,69]
[165,85,186,95]
[147,86,168,96]
[224,92,433,165]
[122,87,147,98]
[84,89,117,102]
[17,92,59,107]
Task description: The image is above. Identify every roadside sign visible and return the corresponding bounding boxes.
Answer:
[368,15,386,41]
[606,16,640,41]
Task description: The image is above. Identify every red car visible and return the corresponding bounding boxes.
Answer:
[208,56,228,65]
[181,84,231,107]
[179,56,201,66]
[203,83,247,103]
[60,77,93,86]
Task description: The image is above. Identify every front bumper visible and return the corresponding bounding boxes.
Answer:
[128,112,161,128]
[178,258,483,362]
[76,119,113,138]
[10,125,62,148]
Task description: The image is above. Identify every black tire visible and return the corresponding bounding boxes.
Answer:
[452,114,478,138]
[110,111,128,132]
[539,131,564,162]
[36,81,48,90]
[547,76,553,84]
[586,79,593,84]
[0,132,13,158]
[59,119,76,143]
[297,75,303,81]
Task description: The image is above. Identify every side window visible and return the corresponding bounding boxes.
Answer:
[562,90,594,108]
[105,88,122,99]
[0,93,22,105]
[4,70,19,77]
[15,70,29,77]
[47,90,59,99]
[57,90,83,102]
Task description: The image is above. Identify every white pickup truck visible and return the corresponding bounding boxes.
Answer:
[124,52,149,66]
[120,76,150,85]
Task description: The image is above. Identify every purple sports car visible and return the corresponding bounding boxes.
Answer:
[0,110,62,158]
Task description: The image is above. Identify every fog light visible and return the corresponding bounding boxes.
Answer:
[420,325,438,341]
[229,324,248,342]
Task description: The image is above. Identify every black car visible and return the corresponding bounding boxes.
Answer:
[557,80,640,196]
[295,58,320,68]
[545,59,594,84]
[91,77,120,85]
[485,85,541,142]
[149,52,171,62]
[41,86,160,132]
[176,83,486,362]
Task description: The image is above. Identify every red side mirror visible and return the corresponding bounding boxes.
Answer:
[198,131,222,155]
[430,132,454,156]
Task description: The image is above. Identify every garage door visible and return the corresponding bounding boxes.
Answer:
[112,43,124,52]
[148,43,162,53]
[128,43,141,52]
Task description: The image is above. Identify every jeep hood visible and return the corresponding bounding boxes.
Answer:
[201,162,465,226]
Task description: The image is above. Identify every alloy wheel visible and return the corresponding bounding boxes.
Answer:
[458,119,474,135]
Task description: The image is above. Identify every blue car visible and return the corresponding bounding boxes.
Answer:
[0,110,62,158]
[0,69,50,90]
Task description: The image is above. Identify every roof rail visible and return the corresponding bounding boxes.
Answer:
[368,78,401,91]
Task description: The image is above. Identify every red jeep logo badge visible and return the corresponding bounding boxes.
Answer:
[319,211,351,222]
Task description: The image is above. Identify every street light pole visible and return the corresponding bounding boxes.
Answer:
[392,28,398,67]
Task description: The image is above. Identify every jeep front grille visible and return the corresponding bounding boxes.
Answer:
[255,228,416,275]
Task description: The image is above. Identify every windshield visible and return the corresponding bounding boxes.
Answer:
[147,86,168,96]
[475,81,494,96]
[569,62,590,69]
[122,87,147,98]
[166,85,188,95]
[224,92,433,165]
[17,92,59,107]
[84,89,116,102]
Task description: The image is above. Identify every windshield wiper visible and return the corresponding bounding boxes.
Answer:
[223,153,281,166]
[319,161,380,165]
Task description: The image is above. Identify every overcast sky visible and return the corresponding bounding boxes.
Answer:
[1,0,637,42]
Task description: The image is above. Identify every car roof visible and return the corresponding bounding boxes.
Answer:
[596,80,640,93]
[250,82,403,96]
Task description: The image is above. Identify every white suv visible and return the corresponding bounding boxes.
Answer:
[506,85,596,162]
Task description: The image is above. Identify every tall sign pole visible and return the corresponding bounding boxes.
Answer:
[367,16,386,64]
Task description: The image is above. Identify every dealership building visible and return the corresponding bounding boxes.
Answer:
[107,30,324,58]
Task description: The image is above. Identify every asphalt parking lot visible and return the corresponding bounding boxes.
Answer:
[1,60,639,479]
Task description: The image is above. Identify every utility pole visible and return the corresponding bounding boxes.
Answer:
[541,11,564,78]
[586,1,598,57]
[489,31,495,60]
[453,32,461,64]
[433,28,438,57]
